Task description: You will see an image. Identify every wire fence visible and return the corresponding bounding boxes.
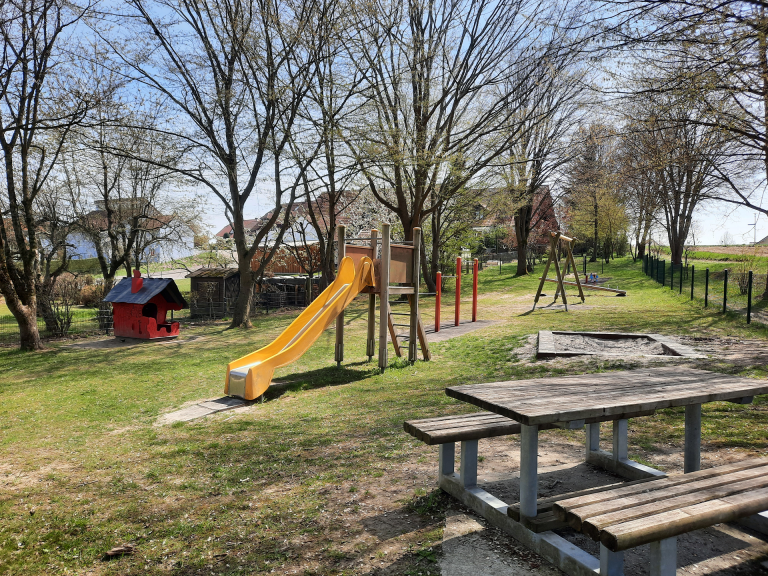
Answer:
[643,254,768,325]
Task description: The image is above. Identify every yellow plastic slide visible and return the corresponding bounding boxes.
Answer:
[225,255,375,400]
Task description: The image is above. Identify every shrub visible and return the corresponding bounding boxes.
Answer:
[79,284,105,307]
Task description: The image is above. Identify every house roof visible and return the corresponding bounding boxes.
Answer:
[756,235,768,246]
[104,277,188,308]
[216,219,263,237]
[186,267,240,279]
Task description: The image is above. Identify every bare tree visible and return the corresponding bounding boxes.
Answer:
[295,1,366,290]
[564,124,620,262]
[625,74,741,264]
[597,1,768,216]
[619,120,662,260]
[345,0,587,291]
[63,95,191,290]
[0,0,92,350]
[97,0,328,328]
[498,68,587,276]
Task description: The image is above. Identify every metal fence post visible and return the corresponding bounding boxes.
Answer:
[679,264,683,294]
[662,261,666,287]
[723,269,729,313]
[705,269,709,308]
[747,271,753,324]
[671,263,675,291]
[690,265,695,300]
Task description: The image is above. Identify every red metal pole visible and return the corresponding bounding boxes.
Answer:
[435,271,442,332]
[472,258,478,322]
[455,257,461,326]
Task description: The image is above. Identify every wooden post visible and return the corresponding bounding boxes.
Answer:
[472,258,478,322]
[335,225,346,367]
[565,240,585,302]
[435,271,442,332]
[378,224,390,370]
[455,257,461,326]
[409,227,421,363]
[550,234,568,311]
[532,235,556,310]
[366,229,379,360]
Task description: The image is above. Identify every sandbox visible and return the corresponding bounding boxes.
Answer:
[536,331,704,359]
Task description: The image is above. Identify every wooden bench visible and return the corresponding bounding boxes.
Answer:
[552,458,768,575]
[404,412,549,487]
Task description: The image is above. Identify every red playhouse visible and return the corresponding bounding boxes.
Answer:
[104,270,188,339]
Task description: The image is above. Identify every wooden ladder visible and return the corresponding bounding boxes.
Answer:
[386,297,431,361]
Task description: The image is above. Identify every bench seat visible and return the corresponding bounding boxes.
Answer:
[403,411,566,445]
[552,458,768,575]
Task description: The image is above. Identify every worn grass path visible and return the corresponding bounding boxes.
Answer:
[1,258,768,575]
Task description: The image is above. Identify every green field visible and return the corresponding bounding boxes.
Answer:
[1,258,768,575]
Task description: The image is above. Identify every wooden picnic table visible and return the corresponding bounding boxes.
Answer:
[445,367,768,520]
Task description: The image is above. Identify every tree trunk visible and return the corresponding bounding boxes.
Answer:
[514,204,532,276]
[230,260,255,329]
[6,297,43,351]
[418,229,435,293]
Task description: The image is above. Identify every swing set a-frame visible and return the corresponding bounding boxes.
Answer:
[532,231,585,311]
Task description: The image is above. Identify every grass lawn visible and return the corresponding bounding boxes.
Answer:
[2,258,768,575]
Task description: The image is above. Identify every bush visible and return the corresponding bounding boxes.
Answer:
[79,284,105,307]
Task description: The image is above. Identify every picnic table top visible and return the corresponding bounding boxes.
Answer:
[445,367,768,426]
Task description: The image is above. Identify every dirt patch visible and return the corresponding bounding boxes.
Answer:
[64,335,206,350]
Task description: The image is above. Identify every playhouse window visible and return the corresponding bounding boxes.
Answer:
[142,303,158,319]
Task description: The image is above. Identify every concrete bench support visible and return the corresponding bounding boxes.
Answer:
[650,537,676,576]
[460,440,478,488]
[586,422,600,454]
[439,442,455,478]
[600,544,624,576]
[685,404,701,473]
[520,424,539,518]
[613,419,628,461]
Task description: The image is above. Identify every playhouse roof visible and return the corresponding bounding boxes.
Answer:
[104,277,188,308]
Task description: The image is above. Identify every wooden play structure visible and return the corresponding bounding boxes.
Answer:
[344,224,431,368]
[533,232,627,311]
[225,224,430,400]
[532,232,585,311]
